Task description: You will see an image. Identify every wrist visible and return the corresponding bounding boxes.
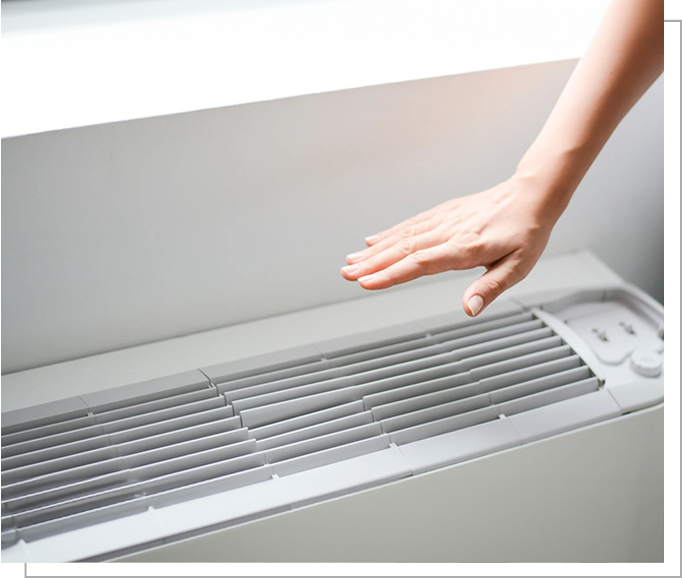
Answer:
[511,145,587,224]
[507,172,567,227]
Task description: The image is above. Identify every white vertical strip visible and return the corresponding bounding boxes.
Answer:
[663,18,681,575]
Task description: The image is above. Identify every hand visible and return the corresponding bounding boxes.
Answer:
[340,0,662,318]
[340,176,557,317]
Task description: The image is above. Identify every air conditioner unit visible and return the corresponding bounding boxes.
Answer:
[0,252,664,562]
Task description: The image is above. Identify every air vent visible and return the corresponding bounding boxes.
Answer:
[2,306,604,544]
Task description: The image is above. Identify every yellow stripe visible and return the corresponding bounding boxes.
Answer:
[663,74,680,211]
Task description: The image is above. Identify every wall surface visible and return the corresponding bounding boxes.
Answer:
[1,60,663,374]
[1,0,609,137]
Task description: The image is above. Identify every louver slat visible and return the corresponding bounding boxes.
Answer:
[4,440,259,513]
[1,416,99,447]
[1,437,113,468]
[371,385,486,421]
[388,406,501,445]
[272,436,391,477]
[249,401,365,440]
[0,400,233,460]
[2,446,120,484]
[88,388,218,423]
[218,313,542,395]
[379,394,492,433]
[489,367,591,405]
[239,388,359,429]
[255,412,375,451]
[497,377,600,416]
[1,416,246,483]
[1,425,107,459]
[13,452,268,530]
[263,423,383,464]
[1,398,91,437]
[0,389,219,447]
[1,388,251,536]
[17,464,275,543]
[221,312,535,393]
[98,397,228,433]
[478,356,582,393]
[108,406,235,444]
[362,339,567,410]
[363,374,478,410]
[1,308,608,545]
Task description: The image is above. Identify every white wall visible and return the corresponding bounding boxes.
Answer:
[1,0,609,137]
[1,60,663,374]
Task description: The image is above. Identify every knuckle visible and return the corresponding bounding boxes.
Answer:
[483,277,504,297]
[365,255,381,270]
[400,225,417,239]
[410,248,433,267]
[513,262,530,283]
[507,260,522,278]
[504,257,525,278]
[460,230,483,249]
[424,218,443,237]
[397,237,415,255]
[446,236,460,249]
[446,232,482,267]
[447,230,481,251]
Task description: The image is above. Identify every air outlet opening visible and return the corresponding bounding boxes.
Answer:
[2,306,611,548]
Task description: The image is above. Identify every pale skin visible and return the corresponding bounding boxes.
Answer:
[341,0,664,317]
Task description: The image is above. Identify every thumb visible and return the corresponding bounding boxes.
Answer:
[462,254,525,317]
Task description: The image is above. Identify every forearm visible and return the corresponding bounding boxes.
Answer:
[515,0,663,222]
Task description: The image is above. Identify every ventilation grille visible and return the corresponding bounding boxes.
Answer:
[1,309,599,542]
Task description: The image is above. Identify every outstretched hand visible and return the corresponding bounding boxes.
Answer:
[340,177,557,317]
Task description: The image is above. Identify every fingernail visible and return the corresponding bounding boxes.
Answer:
[365,235,379,244]
[468,295,484,316]
[346,252,365,263]
[341,265,359,275]
[358,274,376,284]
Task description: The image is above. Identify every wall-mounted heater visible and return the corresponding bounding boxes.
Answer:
[1,267,664,562]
